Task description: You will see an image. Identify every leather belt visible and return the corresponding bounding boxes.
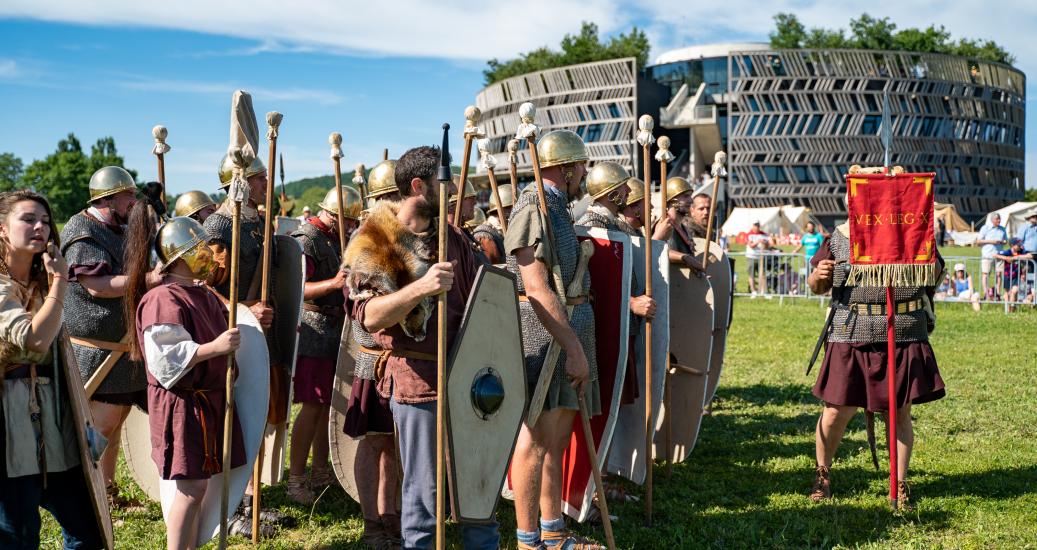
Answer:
[302,303,345,317]
[357,345,437,381]
[4,363,54,380]
[847,298,925,316]
[70,336,131,353]
[517,293,588,306]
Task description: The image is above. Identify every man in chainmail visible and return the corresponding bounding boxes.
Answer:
[203,152,283,538]
[505,130,603,550]
[652,177,705,273]
[805,193,946,511]
[286,186,361,505]
[684,192,712,240]
[61,165,157,506]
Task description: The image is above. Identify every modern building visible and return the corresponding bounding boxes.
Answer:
[473,43,1026,224]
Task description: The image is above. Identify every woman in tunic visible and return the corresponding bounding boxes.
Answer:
[122,203,244,549]
[0,190,103,548]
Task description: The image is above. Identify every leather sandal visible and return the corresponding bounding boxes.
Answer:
[309,466,337,489]
[897,480,915,512]
[809,464,832,502]
[287,473,315,505]
[542,529,606,550]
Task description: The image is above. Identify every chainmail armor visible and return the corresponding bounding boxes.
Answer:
[292,222,344,359]
[471,222,504,263]
[59,212,144,394]
[506,189,597,390]
[350,320,379,381]
[203,210,269,300]
[828,230,932,344]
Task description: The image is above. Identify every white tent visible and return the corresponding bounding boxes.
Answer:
[722,206,815,236]
[985,202,1037,236]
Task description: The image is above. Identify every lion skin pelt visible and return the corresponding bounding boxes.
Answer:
[342,201,434,341]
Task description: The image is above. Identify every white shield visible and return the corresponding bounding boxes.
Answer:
[607,237,669,484]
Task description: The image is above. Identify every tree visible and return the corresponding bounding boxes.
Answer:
[1025,187,1037,203]
[19,133,136,221]
[0,153,23,191]
[849,14,897,51]
[484,22,651,85]
[768,13,1015,66]
[770,13,806,49]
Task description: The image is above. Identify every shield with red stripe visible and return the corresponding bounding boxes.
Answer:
[560,227,632,522]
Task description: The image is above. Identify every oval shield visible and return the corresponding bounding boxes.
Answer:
[697,238,732,407]
[653,266,714,464]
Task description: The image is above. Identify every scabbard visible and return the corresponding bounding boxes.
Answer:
[806,304,836,376]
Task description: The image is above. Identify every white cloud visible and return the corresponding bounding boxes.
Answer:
[119,77,344,105]
[0,0,621,60]
[0,59,19,78]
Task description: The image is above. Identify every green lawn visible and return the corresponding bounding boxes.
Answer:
[42,298,1037,548]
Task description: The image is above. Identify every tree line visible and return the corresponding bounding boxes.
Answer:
[769,13,1015,65]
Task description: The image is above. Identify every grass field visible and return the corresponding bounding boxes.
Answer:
[42,297,1037,549]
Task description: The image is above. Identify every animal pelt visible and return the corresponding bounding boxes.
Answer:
[342,201,434,341]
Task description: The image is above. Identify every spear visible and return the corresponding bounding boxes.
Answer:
[507,138,520,190]
[152,125,170,213]
[702,151,727,270]
[636,114,656,526]
[435,123,452,550]
[477,137,507,234]
[517,102,616,550]
[219,153,247,549]
[655,136,675,480]
[219,90,258,548]
[453,106,483,226]
[383,148,389,162]
[329,133,347,253]
[353,163,368,205]
[881,89,899,509]
[278,153,288,217]
[249,110,281,543]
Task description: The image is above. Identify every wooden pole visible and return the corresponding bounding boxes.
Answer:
[278,153,288,217]
[478,138,508,234]
[383,148,389,161]
[152,125,170,212]
[453,106,481,226]
[702,152,726,270]
[353,163,368,205]
[637,115,655,527]
[435,124,452,550]
[330,133,347,253]
[486,167,508,234]
[579,394,617,550]
[507,138,519,191]
[219,163,247,549]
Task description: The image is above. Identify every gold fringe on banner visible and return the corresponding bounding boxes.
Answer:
[847,262,941,288]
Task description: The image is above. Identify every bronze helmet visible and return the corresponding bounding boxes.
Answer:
[624,177,646,206]
[490,183,515,210]
[464,206,486,230]
[156,216,215,279]
[88,166,136,203]
[173,190,217,218]
[449,176,477,204]
[585,162,632,201]
[366,160,398,199]
[217,152,267,188]
[665,176,694,204]
[319,186,363,220]
[536,130,588,169]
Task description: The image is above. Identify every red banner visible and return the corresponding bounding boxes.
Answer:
[846,172,937,287]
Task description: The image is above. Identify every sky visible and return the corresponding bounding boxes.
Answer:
[0,0,1033,196]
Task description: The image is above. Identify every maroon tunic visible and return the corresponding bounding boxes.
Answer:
[137,283,245,480]
[809,236,946,411]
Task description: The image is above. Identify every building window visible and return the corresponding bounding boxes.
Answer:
[861,115,881,135]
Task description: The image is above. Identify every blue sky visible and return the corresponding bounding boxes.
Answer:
[1,0,1033,196]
